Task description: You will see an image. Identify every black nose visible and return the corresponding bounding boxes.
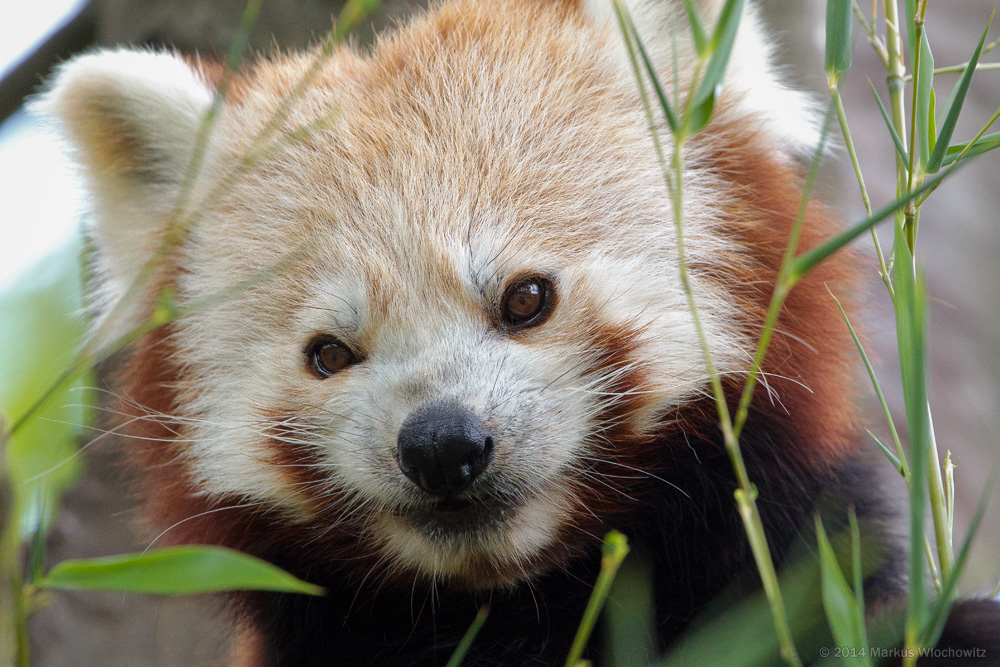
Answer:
[396,404,493,496]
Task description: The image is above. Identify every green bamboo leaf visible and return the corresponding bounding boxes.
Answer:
[628,10,680,134]
[893,220,930,650]
[792,165,955,278]
[915,32,935,166]
[927,11,995,173]
[612,1,680,136]
[691,0,747,114]
[869,80,909,163]
[685,0,708,57]
[943,130,1000,165]
[825,0,854,78]
[37,546,324,596]
[686,85,718,134]
[904,0,918,60]
[867,429,903,475]
[815,517,872,666]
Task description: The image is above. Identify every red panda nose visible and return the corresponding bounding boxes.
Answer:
[396,404,493,496]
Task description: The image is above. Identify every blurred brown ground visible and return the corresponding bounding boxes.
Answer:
[26,1,999,665]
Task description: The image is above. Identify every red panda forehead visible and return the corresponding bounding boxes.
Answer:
[220,0,650,219]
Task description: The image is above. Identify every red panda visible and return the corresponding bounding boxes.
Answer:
[37,0,998,664]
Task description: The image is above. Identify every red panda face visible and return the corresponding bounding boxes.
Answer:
[170,150,747,584]
[39,0,822,589]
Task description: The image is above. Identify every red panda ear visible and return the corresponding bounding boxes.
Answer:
[36,49,214,190]
[34,49,214,324]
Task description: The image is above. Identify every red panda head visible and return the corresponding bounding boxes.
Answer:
[37,0,851,590]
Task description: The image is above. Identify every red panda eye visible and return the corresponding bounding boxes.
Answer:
[307,337,358,378]
[502,276,554,329]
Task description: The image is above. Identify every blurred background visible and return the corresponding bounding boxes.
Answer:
[1,1,996,664]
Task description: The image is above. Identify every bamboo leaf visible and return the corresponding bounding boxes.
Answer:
[691,0,747,114]
[915,32,935,166]
[927,11,995,173]
[37,546,324,596]
[686,85,718,134]
[848,511,866,637]
[603,550,658,667]
[1,240,90,542]
[867,429,903,475]
[943,130,1000,165]
[815,517,872,666]
[629,10,680,134]
[792,165,956,277]
[904,0,918,60]
[825,0,854,77]
[685,0,708,57]
[869,80,909,163]
[928,88,937,154]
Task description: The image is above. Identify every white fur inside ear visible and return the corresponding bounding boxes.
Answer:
[581,0,820,153]
[34,49,216,334]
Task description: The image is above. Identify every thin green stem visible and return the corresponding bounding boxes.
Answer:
[924,536,942,594]
[564,532,629,667]
[907,61,1000,79]
[855,0,890,67]
[908,37,1000,78]
[168,0,262,226]
[622,16,801,655]
[904,15,925,254]
[670,138,739,478]
[445,607,490,667]
[613,2,674,191]
[831,88,873,219]
[884,0,910,191]
[669,88,803,667]
[733,103,835,439]
[853,0,874,37]
[830,86,894,300]
[830,291,908,476]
